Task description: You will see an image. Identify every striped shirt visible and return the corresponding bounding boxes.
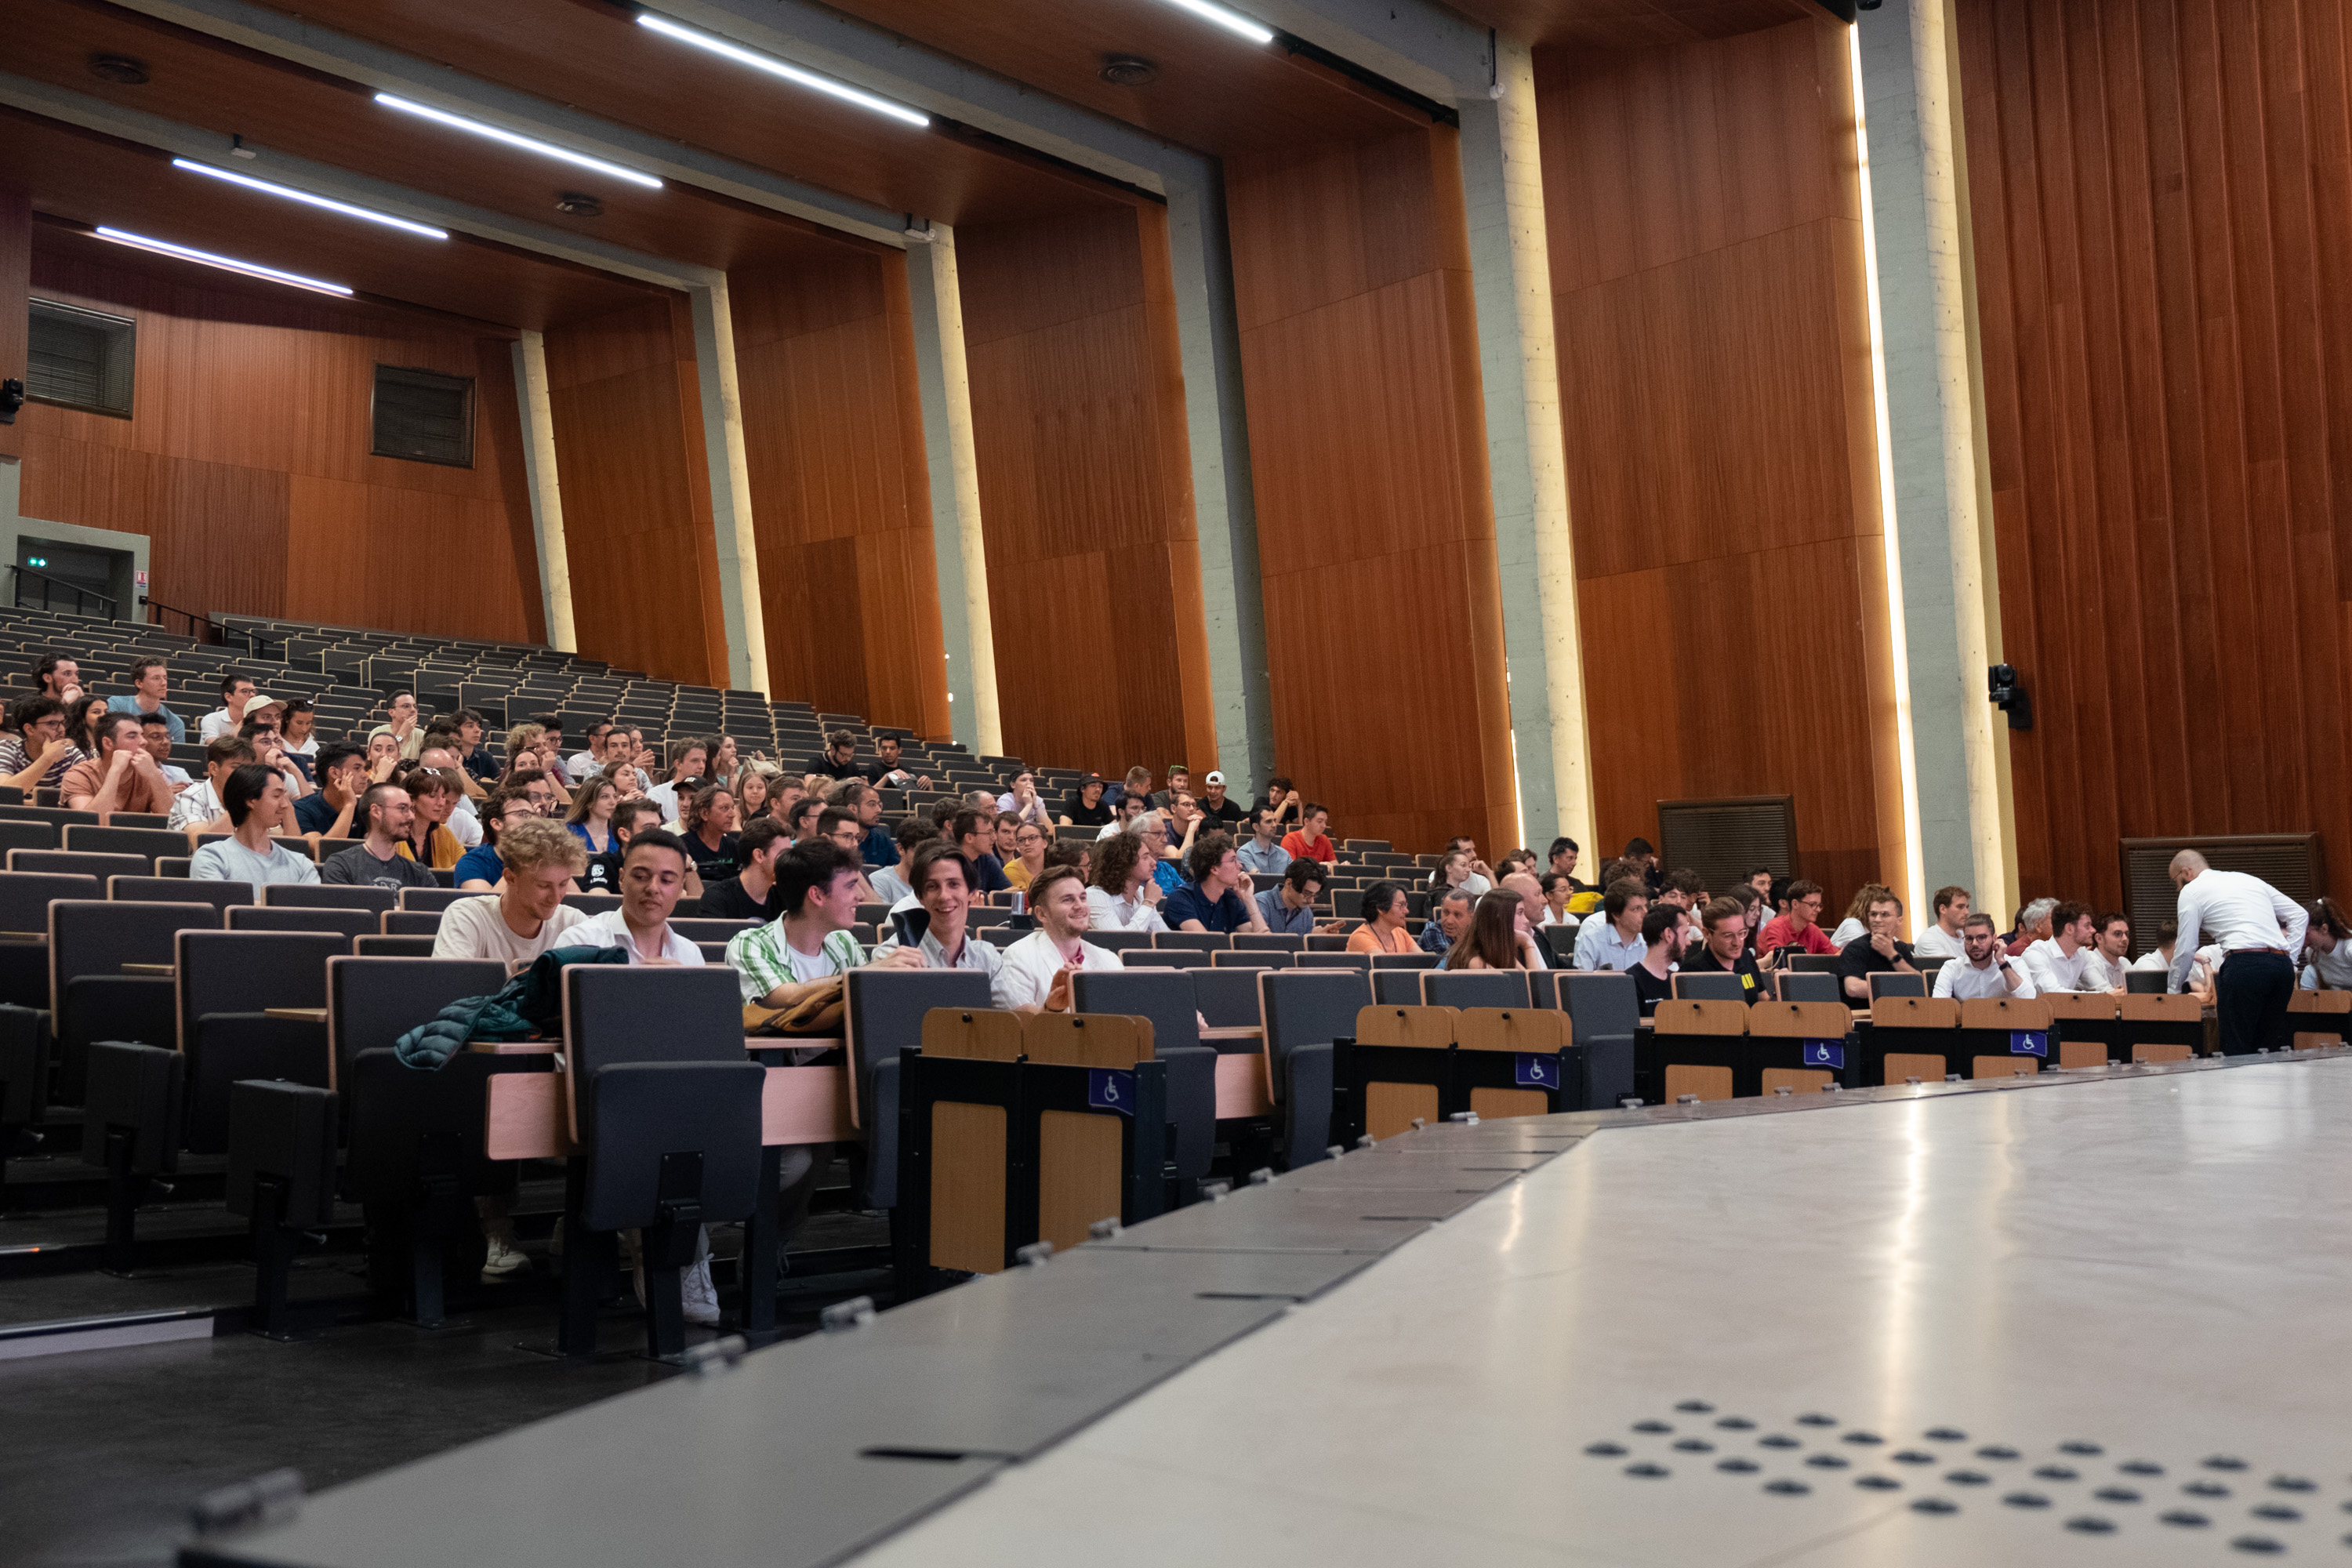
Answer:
[725,922,866,1005]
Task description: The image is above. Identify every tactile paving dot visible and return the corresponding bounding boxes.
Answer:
[1674,1399,1714,1414]
[2249,1504,2302,1522]
[1764,1479,1811,1496]
[2060,1442,2106,1457]
[1632,1420,1673,1434]
[1856,1475,1901,1491]
[1976,1446,2021,1461]
[2205,1456,2251,1472]
[2004,1493,2051,1509]
[2033,1465,2078,1482]
[1946,1471,1992,1487]
[1842,1431,1885,1446]
[1584,1442,1627,1457]
[1805,1454,1849,1470]
[2093,1487,2142,1504]
[2230,1536,2285,1555]
[1624,1463,1668,1479]
[1891,1450,1937,1465]
[1911,1497,1958,1515]
[2161,1511,2211,1528]
[2270,1475,2317,1493]
[1716,1458,1759,1475]
[2121,1461,2166,1476]
[1925,1428,1969,1443]
[2067,1516,2117,1534]
[1759,1435,1801,1450]
[1715,1417,1756,1431]
[2185,1481,2233,1498]
[1797,1413,1838,1427]
[1671,1439,1713,1454]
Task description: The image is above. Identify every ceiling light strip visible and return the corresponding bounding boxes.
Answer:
[170,158,449,240]
[1153,0,1276,45]
[633,14,929,128]
[373,94,665,189]
[93,227,353,296]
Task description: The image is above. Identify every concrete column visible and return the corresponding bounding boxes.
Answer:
[510,331,575,653]
[686,278,769,695]
[1165,172,1274,794]
[1458,37,1593,855]
[903,225,1002,756]
[1855,0,2013,921]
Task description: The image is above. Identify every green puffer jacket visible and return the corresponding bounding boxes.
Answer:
[394,945,633,1069]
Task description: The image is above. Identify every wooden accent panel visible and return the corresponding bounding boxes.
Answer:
[1537,20,1899,902]
[1450,0,1817,50]
[2132,1042,2194,1064]
[0,181,26,464]
[1873,996,1959,1029]
[15,241,541,638]
[1366,1080,1443,1139]
[1214,1052,1273,1119]
[1958,0,2352,909]
[1882,1051,1948,1083]
[1036,1107,1123,1252]
[542,296,728,687]
[956,204,1218,779]
[1663,1062,1734,1101]
[1024,1011,1152,1068]
[484,1071,572,1162]
[1746,1000,1860,1037]
[1225,128,1515,855]
[929,1100,1007,1275]
[1356,1004,1458,1049]
[2056,1039,2108,1070]
[1958,996,2053,1031]
[1652,998,1751,1035]
[1759,1067,1833,1094]
[731,252,949,736]
[1972,1057,2038,1080]
[1468,1086,1551,1120]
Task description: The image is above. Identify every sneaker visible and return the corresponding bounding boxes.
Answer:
[681,1258,720,1327]
[481,1236,528,1282]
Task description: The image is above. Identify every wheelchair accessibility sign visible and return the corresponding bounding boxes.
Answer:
[1801,1040,1846,1070]
[1087,1068,1135,1116]
[1513,1054,1559,1089]
[2009,1030,2049,1058]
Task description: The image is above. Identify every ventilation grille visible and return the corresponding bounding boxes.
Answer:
[372,364,474,467]
[27,299,135,417]
[2120,835,2323,956]
[1657,797,1798,897]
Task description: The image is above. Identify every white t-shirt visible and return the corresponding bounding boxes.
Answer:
[445,808,481,848]
[1829,917,1867,949]
[2138,945,2221,994]
[2078,949,2132,992]
[566,908,703,966]
[992,930,1123,1011]
[190,836,319,885]
[1912,923,1967,964]
[1933,956,2037,1000]
[432,896,591,973]
[2301,943,2352,991]
[2020,936,2096,993]
[198,708,238,742]
[1087,884,1167,933]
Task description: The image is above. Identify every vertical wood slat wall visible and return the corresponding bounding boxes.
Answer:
[1536,16,1902,901]
[541,294,731,689]
[956,203,1220,782]
[1224,126,1519,858]
[12,238,546,644]
[731,249,951,741]
[1958,0,2352,909]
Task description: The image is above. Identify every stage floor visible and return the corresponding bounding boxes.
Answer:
[849,1057,2352,1566]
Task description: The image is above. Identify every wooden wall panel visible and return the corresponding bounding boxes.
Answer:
[731,249,950,736]
[1537,16,1900,899]
[1226,128,1515,857]
[0,182,27,464]
[1958,0,2352,910]
[542,296,730,688]
[11,239,541,638]
[956,202,1218,779]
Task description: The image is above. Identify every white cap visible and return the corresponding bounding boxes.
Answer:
[1205,771,1225,786]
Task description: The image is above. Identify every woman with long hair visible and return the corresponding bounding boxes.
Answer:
[70,694,110,762]
[678,782,740,882]
[1446,889,1541,971]
[1346,880,1417,954]
[565,775,619,855]
[734,761,780,822]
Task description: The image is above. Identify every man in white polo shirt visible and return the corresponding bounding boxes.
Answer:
[1932,914,2037,1000]
[2020,901,2107,993]
[994,863,1122,1012]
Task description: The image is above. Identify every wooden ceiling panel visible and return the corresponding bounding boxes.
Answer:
[239,0,1133,223]
[1449,0,1823,50]
[13,0,894,276]
[0,109,661,329]
[822,0,1434,154]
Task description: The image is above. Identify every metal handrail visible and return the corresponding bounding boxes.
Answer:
[139,594,223,645]
[9,564,115,619]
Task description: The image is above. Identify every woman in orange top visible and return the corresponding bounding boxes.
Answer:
[1347,880,1417,954]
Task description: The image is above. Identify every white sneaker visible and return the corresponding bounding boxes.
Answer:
[681,1258,721,1327]
[481,1236,528,1281]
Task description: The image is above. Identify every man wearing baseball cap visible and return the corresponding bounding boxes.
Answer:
[1198,768,1247,828]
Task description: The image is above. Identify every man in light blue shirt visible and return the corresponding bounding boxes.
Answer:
[1573,880,1649,972]
[1236,808,1292,880]
[1255,858,1327,936]
[107,656,184,744]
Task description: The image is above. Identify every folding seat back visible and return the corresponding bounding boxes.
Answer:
[0,820,58,858]
[1256,968,1371,1164]
[329,954,511,1092]
[353,934,437,958]
[1191,967,1263,1030]
[1372,969,1425,1007]
[176,931,345,1152]
[62,825,194,866]
[49,899,220,1104]
[10,850,147,882]
[1084,930,1152,953]
[1298,951,1372,970]
[396,887,470,912]
[842,967,995,1208]
[1674,971,1751,1004]
[1557,970,1640,1108]
[1776,970,1840,1004]
[265,882,396,913]
[1154,931,1230,952]
[0,870,100,936]
[1541,926,1578,968]
[1869,971,1927,1002]
[1119,949,1191,967]
[383,910,443,936]
[229,906,374,942]
[1073,969,1214,1182]
[1421,970,1532,1010]
[1211,950,1289,968]
[1233,932,1305,953]
[109,874,252,914]
[1370,951,1439,971]
[1789,953,1844,974]
[0,805,99,829]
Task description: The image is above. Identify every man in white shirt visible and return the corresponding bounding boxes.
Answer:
[1914,886,1972,964]
[1932,914,2036,1000]
[873,840,1003,980]
[2132,920,2220,999]
[564,722,614,787]
[1085,830,1167,932]
[1573,879,1648,972]
[2020,901,2107,993]
[1094,791,1150,841]
[169,736,252,831]
[569,829,702,966]
[189,764,320,886]
[2078,911,2134,992]
[996,864,1123,1012]
[2169,851,2307,1054]
[197,673,256,742]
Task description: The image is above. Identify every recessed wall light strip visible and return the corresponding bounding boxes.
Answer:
[373,93,665,189]
[93,227,354,296]
[170,158,449,240]
[633,14,930,128]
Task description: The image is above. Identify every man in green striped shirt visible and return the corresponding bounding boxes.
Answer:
[727,838,918,1005]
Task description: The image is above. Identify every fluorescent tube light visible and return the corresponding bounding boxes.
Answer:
[634,14,930,128]
[171,158,449,240]
[374,94,664,189]
[1153,0,1275,45]
[93,227,353,296]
